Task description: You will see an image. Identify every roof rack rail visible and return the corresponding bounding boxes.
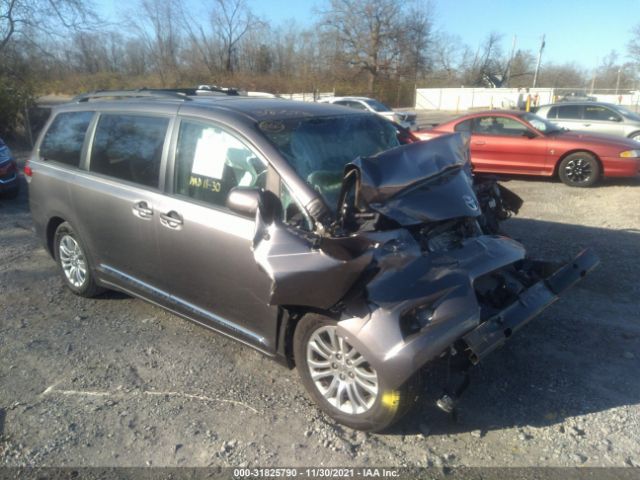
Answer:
[73,86,243,103]
[196,84,241,96]
[73,88,200,103]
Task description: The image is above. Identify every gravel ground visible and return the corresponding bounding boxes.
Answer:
[1,152,639,469]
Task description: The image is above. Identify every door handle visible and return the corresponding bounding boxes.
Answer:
[473,141,486,145]
[132,201,153,219]
[582,123,591,127]
[160,211,183,229]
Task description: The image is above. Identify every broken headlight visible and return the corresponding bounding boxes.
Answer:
[400,304,435,338]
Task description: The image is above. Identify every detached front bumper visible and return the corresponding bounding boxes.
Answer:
[338,243,599,391]
[462,249,600,364]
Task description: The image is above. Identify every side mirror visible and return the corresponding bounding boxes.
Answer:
[226,187,261,218]
[522,129,538,139]
[608,116,622,122]
[227,187,284,224]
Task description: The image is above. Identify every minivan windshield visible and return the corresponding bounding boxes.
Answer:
[258,114,400,208]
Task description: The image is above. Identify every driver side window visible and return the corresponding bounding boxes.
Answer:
[473,116,529,137]
[174,120,267,208]
[584,106,621,122]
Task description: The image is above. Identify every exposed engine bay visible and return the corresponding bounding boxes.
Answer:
[250,133,598,409]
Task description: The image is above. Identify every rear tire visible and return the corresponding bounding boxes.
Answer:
[54,222,103,297]
[294,314,420,432]
[558,152,600,187]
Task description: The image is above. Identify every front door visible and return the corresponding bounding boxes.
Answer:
[470,115,550,175]
[154,117,278,352]
[582,104,626,136]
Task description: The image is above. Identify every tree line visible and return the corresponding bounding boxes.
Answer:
[1,0,640,137]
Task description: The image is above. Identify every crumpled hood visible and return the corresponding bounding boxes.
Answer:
[343,133,482,226]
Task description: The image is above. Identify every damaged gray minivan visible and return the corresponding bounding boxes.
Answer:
[28,90,598,431]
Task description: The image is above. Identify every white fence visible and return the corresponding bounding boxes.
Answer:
[415,88,555,111]
[590,93,640,106]
[278,91,335,102]
[415,87,640,111]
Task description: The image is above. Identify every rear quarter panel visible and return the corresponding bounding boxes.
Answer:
[28,161,81,256]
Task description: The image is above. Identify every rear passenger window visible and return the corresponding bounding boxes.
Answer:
[557,105,582,119]
[174,120,267,208]
[90,114,169,188]
[40,111,94,167]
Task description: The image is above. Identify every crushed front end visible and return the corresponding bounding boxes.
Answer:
[252,133,599,409]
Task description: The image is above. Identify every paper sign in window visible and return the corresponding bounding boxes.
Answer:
[191,128,226,180]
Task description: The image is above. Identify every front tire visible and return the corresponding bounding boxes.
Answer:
[558,152,600,187]
[294,314,419,432]
[629,131,640,143]
[54,222,103,297]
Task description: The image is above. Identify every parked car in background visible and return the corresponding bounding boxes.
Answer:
[0,137,20,198]
[26,89,597,431]
[414,110,640,187]
[557,91,596,102]
[535,102,640,142]
[319,96,417,130]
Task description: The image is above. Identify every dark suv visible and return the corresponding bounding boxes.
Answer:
[27,89,598,431]
[0,137,20,197]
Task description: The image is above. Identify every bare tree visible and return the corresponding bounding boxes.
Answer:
[459,31,505,86]
[504,50,535,87]
[180,3,223,76]
[134,0,182,85]
[628,23,640,65]
[400,0,434,82]
[212,0,263,73]
[537,62,586,88]
[428,31,467,84]
[1,0,96,53]
[321,0,404,95]
[181,25,221,76]
[180,0,264,76]
[591,50,636,91]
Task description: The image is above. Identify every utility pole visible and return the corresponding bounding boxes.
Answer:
[505,35,517,86]
[532,34,545,88]
[615,67,622,95]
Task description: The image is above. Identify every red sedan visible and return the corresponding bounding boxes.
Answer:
[414,110,640,187]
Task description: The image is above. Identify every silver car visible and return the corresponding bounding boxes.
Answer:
[319,96,417,130]
[536,102,640,142]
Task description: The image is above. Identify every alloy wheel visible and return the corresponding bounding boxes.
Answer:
[58,234,87,288]
[306,325,379,414]
[564,157,593,184]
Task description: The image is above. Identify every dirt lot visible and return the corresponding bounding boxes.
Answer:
[1,153,639,469]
